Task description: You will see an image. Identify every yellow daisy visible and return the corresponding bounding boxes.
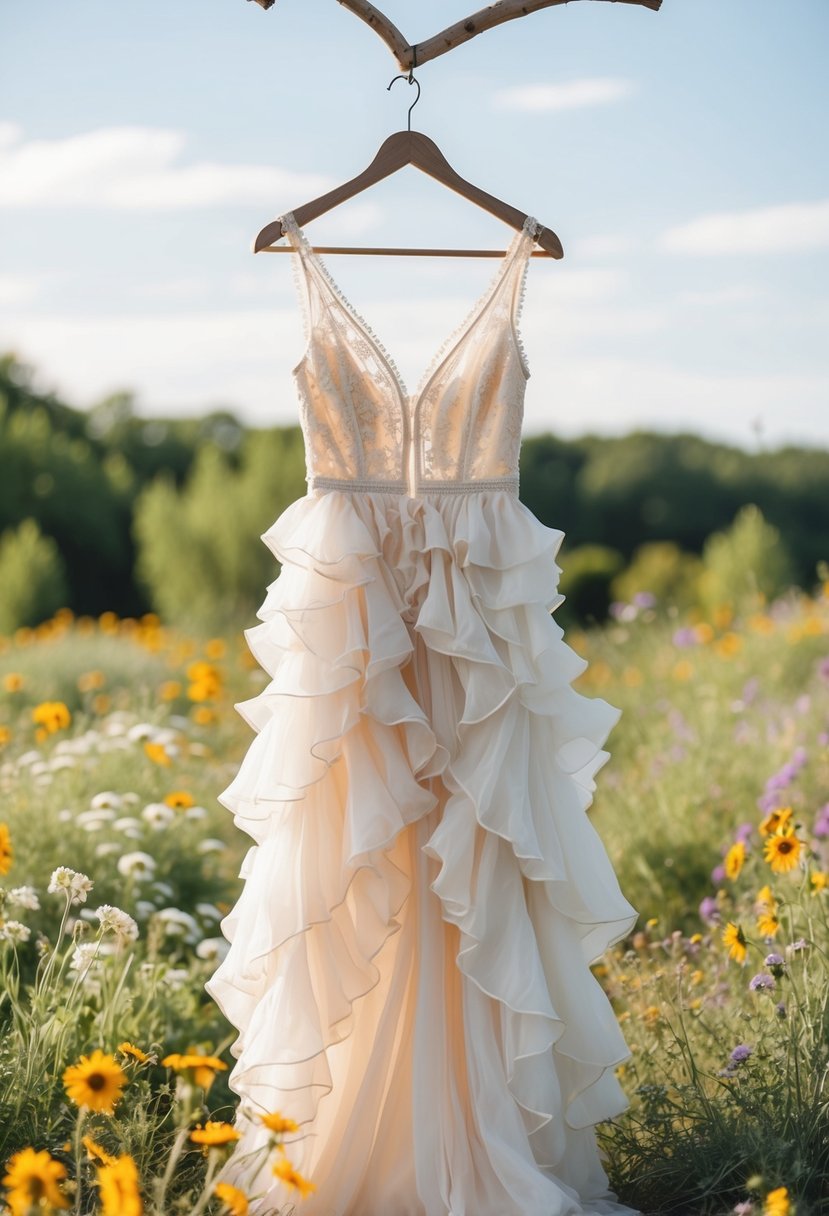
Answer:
[759,806,793,838]
[214,1181,250,1215]
[272,1156,315,1197]
[724,840,746,880]
[764,827,802,875]
[82,1136,119,1167]
[810,870,828,893]
[117,1041,151,1063]
[163,790,195,809]
[96,1154,143,1216]
[162,1048,228,1091]
[722,921,748,964]
[763,1185,790,1216]
[260,1112,300,1135]
[1,1146,71,1213]
[31,700,71,732]
[190,1122,241,1150]
[0,823,12,875]
[63,1049,128,1114]
[2,673,24,693]
[143,741,171,766]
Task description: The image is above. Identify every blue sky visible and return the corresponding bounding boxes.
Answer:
[2,0,828,451]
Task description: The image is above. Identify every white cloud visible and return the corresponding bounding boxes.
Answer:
[660,199,829,256]
[0,274,44,308]
[493,78,635,113]
[0,124,330,210]
[571,234,638,259]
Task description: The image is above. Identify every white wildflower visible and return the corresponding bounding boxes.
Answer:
[94,842,122,858]
[0,920,31,944]
[116,852,156,879]
[121,792,141,807]
[90,791,123,811]
[69,941,101,977]
[197,839,225,855]
[135,900,157,919]
[113,816,143,837]
[7,886,40,911]
[184,805,208,822]
[161,968,190,988]
[94,905,139,943]
[156,907,200,940]
[78,809,116,826]
[48,867,94,905]
[126,722,159,742]
[195,937,228,962]
[195,902,222,922]
[141,802,175,829]
[153,881,174,900]
[17,750,42,767]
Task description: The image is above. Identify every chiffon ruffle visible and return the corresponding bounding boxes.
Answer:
[204,487,641,1216]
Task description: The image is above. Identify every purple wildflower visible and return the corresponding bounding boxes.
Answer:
[741,677,760,705]
[733,1202,754,1216]
[633,591,656,609]
[813,803,829,838]
[672,626,697,648]
[730,1044,752,1064]
[711,863,726,884]
[699,896,721,924]
[734,822,754,844]
[748,973,775,992]
[817,655,829,683]
[764,952,785,967]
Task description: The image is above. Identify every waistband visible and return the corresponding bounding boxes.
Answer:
[307,475,520,496]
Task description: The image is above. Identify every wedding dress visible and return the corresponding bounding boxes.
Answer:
[204,212,642,1216]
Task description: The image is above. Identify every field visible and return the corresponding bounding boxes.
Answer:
[1,582,828,1215]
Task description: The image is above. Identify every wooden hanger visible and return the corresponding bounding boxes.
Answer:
[254,74,563,259]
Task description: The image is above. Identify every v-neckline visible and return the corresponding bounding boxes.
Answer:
[280,211,536,413]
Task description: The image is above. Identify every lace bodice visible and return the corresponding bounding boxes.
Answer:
[280,211,542,496]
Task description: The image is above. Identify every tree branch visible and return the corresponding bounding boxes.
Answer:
[249,0,663,71]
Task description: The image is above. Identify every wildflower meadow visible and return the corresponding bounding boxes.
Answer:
[1,571,828,1214]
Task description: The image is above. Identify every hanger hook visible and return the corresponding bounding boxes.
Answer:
[387,48,420,132]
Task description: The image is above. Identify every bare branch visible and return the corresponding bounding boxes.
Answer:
[249,0,662,70]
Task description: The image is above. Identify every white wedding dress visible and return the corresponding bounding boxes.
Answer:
[204,212,642,1216]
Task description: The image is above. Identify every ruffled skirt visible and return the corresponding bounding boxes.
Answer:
[204,488,641,1216]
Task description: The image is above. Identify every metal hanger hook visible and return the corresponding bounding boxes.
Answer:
[387,53,420,132]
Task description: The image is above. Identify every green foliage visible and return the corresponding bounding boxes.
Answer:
[0,518,68,634]
[612,540,704,612]
[557,543,626,625]
[133,428,306,630]
[700,503,797,615]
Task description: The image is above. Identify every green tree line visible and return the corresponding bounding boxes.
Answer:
[1,351,827,632]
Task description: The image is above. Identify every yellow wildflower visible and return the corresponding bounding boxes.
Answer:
[143,741,171,766]
[0,726,10,747]
[764,827,802,875]
[260,1111,300,1135]
[31,701,71,733]
[0,823,12,875]
[810,870,828,893]
[722,921,747,964]
[759,806,793,837]
[214,1181,250,1214]
[190,1122,241,1150]
[672,659,694,681]
[98,611,120,634]
[763,1186,790,1216]
[724,840,746,880]
[82,1136,119,1167]
[205,638,227,660]
[162,1048,228,1091]
[192,706,217,725]
[158,680,182,702]
[693,622,714,644]
[63,1049,128,1115]
[714,631,742,658]
[77,670,106,692]
[164,790,194,809]
[117,1042,151,1064]
[96,1154,142,1216]
[271,1156,315,1197]
[1,1147,71,1213]
[2,673,24,693]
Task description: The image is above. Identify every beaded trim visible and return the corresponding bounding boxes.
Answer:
[416,477,519,495]
[308,476,408,494]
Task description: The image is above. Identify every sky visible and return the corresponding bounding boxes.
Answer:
[2,0,828,452]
